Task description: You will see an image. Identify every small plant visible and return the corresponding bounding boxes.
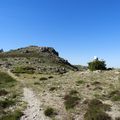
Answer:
[94,93,101,99]
[11,93,18,99]
[64,90,80,110]
[0,89,8,96]
[76,80,85,85]
[34,82,40,85]
[39,77,48,81]
[33,76,36,79]
[44,107,55,117]
[92,81,101,85]
[49,87,57,91]
[48,76,54,79]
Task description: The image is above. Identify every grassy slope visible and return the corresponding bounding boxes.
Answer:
[0,71,24,120]
[17,70,120,120]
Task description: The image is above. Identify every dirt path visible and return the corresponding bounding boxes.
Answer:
[20,88,48,120]
[6,69,49,120]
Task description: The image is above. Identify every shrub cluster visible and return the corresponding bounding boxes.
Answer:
[88,59,106,71]
[13,66,35,74]
[84,99,111,120]
[44,107,55,117]
[64,90,80,110]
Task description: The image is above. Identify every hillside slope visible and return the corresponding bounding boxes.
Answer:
[0,46,78,74]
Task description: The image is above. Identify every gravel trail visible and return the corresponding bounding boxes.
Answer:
[20,88,48,120]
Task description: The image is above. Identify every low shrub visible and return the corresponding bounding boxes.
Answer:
[92,81,101,85]
[76,80,85,85]
[0,89,8,96]
[44,107,55,117]
[64,90,80,110]
[49,87,57,91]
[0,110,23,120]
[34,82,40,85]
[39,77,48,81]
[0,72,16,84]
[108,90,120,101]
[84,99,111,120]
[13,66,35,74]
[0,72,16,88]
[0,98,15,109]
[48,76,54,79]
[69,90,78,95]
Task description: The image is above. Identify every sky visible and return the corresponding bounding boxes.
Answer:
[0,0,120,67]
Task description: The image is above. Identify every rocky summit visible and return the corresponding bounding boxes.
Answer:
[0,46,78,74]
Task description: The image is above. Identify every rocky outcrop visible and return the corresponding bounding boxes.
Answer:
[15,46,59,56]
[40,47,59,56]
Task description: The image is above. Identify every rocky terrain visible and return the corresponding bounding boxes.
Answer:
[0,46,120,120]
[0,46,78,74]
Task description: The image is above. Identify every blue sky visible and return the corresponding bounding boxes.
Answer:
[0,0,120,67]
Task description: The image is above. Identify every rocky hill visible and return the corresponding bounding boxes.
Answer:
[0,46,78,74]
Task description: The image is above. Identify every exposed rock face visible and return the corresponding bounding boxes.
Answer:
[40,47,59,56]
[16,46,59,56]
[0,46,78,73]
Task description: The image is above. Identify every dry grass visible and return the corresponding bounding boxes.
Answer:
[12,70,120,120]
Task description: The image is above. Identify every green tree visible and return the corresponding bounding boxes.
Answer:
[88,59,106,71]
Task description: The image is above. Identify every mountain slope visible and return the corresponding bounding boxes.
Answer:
[0,46,78,74]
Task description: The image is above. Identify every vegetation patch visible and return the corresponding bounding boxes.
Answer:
[76,80,85,85]
[92,81,101,85]
[48,76,54,79]
[0,98,15,109]
[49,87,57,91]
[39,77,48,81]
[0,72,16,88]
[88,58,106,71]
[44,107,56,117]
[93,86,103,91]
[13,66,35,74]
[84,99,111,120]
[0,110,23,120]
[69,90,78,95]
[108,90,120,101]
[34,82,40,85]
[0,72,23,119]
[64,90,80,110]
[0,89,8,96]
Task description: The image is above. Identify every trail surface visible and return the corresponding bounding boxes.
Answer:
[20,88,48,120]
[6,69,48,120]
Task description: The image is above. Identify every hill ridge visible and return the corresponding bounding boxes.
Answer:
[0,46,78,74]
